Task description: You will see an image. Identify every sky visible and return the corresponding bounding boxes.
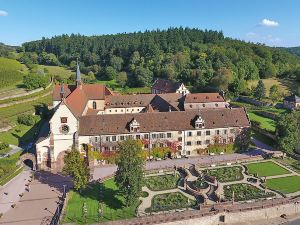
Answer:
[0,0,300,47]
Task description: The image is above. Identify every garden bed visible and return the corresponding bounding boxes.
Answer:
[145,174,180,191]
[145,192,195,212]
[246,161,290,177]
[223,183,275,201]
[204,166,244,182]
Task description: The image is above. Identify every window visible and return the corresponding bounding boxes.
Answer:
[152,134,157,139]
[206,130,210,135]
[178,146,182,150]
[152,144,156,148]
[112,146,117,151]
[202,104,206,107]
[197,131,201,136]
[187,132,192,137]
[178,137,182,141]
[92,101,97,109]
[197,141,202,145]
[95,137,98,142]
[106,136,110,142]
[120,136,124,141]
[216,130,220,135]
[112,136,116,141]
[223,139,227,144]
[115,109,117,112]
[136,135,140,139]
[159,143,164,147]
[144,144,149,149]
[61,125,69,134]
[186,141,192,146]
[144,134,149,139]
[159,133,165,138]
[215,103,218,107]
[178,131,182,134]
[60,117,67,123]
[230,129,235,134]
[205,140,210,144]
[104,147,109,151]
[109,110,112,112]
[167,133,172,138]
[223,130,227,135]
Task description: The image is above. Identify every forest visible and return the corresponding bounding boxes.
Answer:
[19,28,300,95]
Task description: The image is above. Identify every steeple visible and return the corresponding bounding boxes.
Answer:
[60,82,65,100]
[76,58,81,87]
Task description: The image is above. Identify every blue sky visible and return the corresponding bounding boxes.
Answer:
[0,0,299,47]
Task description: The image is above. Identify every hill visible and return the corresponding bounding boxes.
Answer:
[21,28,300,95]
[285,47,300,58]
[0,57,26,89]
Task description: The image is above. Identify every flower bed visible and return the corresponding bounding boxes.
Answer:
[192,177,209,190]
[223,183,275,201]
[145,174,179,191]
[145,192,195,212]
[205,166,243,183]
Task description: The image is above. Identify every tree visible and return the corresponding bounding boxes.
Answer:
[269,84,281,102]
[276,111,300,154]
[134,66,153,87]
[261,61,277,78]
[234,128,251,152]
[210,67,233,91]
[102,66,117,80]
[115,139,145,206]
[116,71,128,87]
[23,73,49,90]
[253,80,266,100]
[63,148,90,191]
[110,56,124,71]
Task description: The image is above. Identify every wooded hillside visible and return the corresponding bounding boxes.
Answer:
[20,28,300,94]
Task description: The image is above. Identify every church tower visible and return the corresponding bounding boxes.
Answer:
[76,59,82,87]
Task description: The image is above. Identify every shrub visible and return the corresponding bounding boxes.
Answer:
[23,73,49,90]
[17,114,36,126]
[0,142,9,150]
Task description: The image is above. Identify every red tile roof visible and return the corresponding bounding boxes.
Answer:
[78,108,250,135]
[152,79,181,93]
[53,84,76,101]
[82,84,113,99]
[184,93,225,103]
[65,86,88,117]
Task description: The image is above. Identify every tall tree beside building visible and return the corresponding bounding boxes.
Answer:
[253,80,266,100]
[115,139,145,206]
[269,84,281,102]
[63,148,90,191]
[277,111,300,154]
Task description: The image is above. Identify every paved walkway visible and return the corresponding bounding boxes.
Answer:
[0,171,72,225]
[93,152,262,180]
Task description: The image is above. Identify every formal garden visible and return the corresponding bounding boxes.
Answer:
[245,161,291,177]
[204,166,244,182]
[145,192,196,213]
[144,173,180,191]
[223,183,275,201]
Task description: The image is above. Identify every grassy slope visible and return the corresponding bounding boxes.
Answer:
[63,178,138,224]
[248,112,276,132]
[267,176,300,194]
[246,161,291,177]
[247,78,300,96]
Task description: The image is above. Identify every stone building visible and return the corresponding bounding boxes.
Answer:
[36,63,250,170]
[151,78,190,95]
[283,94,300,110]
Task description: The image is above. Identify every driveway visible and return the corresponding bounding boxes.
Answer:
[0,171,72,225]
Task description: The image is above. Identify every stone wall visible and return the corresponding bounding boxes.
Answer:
[238,96,271,107]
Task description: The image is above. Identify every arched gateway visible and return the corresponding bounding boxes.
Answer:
[19,153,37,170]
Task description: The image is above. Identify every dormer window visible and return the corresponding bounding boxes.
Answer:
[195,115,205,129]
[93,101,97,109]
[129,118,140,132]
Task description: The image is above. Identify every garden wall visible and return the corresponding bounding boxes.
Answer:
[238,96,271,107]
[252,126,277,141]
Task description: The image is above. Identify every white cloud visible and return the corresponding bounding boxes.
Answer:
[259,18,279,27]
[0,10,8,17]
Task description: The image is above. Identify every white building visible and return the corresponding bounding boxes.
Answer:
[36,63,250,170]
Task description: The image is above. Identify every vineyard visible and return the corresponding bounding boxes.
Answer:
[0,57,25,89]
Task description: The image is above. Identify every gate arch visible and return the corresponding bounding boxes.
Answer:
[19,153,37,170]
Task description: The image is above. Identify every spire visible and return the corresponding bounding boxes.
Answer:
[76,58,81,87]
[60,82,65,99]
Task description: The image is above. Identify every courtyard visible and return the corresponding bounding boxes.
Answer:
[62,159,300,224]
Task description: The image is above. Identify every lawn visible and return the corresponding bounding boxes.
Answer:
[246,161,291,177]
[248,112,276,132]
[0,166,23,186]
[266,176,300,194]
[0,152,21,185]
[144,174,180,191]
[145,192,195,212]
[223,183,275,201]
[63,178,139,224]
[205,166,244,183]
[275,157,300,174]
[251,130,275,147]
